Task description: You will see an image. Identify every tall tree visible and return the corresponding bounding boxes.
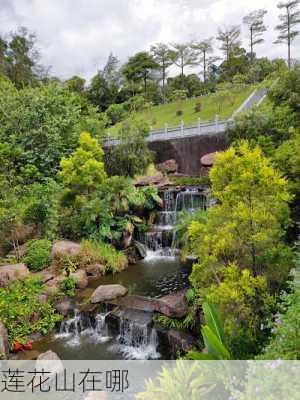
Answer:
[243,9,268,62]
[217,26,241,62]
[171,42,198,81]
[274,0,300,70]
[150,43,175,101]
[192,38,216,82]
[5,27,40,88]
[122,51,159,97]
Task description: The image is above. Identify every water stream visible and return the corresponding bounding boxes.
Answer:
[33,187,207,360]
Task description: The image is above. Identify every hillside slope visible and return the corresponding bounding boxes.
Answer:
[107,84,256,135]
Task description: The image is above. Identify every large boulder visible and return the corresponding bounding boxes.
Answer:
[51,240,81,258]
[157,159,178,174]
[86,263,106,278]
[135,174,171,189]
[0,263,29,287]
[70,269,88,289]
[0,321,9,358]
[167,329,197,353]
[91,284,128,304]
[200,152,217,167]
[156,291,188,318]
[43,275,65,296]
[54,298,75,316]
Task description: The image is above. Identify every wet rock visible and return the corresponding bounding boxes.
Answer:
[156,291,188,318]
[135,174,172,189]
[54,298,75,316]
[167,329,197,353]
[86,263,105,278]
[51,240,81,258]
[36,270,56,284]
[124,245,143,265]
[108,292,188,318]
[44,275,65,296]
[157,159,178,174]
[0,321,9,358]
[0,263,29,287]
[108,295,157,313]
[91,284,128,304]
[70,269,88,289]
[134,241,147,259]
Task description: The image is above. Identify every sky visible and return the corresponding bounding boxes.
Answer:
[0,0,299,81]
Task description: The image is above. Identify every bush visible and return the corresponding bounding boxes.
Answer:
[176,110,183,116]
[53,240,128,275]
[80,240,128,273]
[24,239,52,271]
[194,102,202,113]
[106,103,127,125]
[0,278,62,345]
[60,277,76,297]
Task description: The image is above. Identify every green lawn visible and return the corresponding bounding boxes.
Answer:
[107,84,256,135]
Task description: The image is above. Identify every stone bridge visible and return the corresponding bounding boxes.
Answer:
[103,88,267,176]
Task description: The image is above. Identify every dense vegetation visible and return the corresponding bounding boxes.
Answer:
[0,1,300,360]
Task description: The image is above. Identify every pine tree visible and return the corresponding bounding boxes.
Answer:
[217,26,241,62]
[192,38,217,82]
[150,43,175,102]
[274,1,300,69]
[243,9,268,62]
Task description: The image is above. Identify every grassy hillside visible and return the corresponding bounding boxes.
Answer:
[107,84,256,135]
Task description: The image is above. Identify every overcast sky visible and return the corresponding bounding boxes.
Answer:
[1,0,299,81]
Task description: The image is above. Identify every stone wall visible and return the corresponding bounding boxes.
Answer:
[148,132,227,176]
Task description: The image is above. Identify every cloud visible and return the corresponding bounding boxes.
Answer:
[0,0,299,80]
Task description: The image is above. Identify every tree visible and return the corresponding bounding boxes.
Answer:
[192,38,216,82]
[206,265,274,358]
[217,26,241,62]
[243,9,268,62]
[274,0,300,70]
[88,72,114,111]
[5,27,40,88]
[65,75,86,94]
[171,43,198,84]
[105,118,153,177]
[59,132,106,196]
[0,79,104,178]
[189,142,293,295]
[122,52,159,97]
[150,43,175,101]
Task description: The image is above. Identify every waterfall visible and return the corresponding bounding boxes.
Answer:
[55,309,160,359]
[56,310,111,346]
[143,187,208,259]
[116,317,160,360]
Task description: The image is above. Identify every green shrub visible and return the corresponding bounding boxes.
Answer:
[194,102,202,113]
[106,103,127,125]
[0,277,62,345]
[53,240,128,275]
[80,240,128,274]
[24,239,52,271]
[60,277,76,297]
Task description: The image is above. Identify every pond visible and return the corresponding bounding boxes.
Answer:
[33,254,191,360]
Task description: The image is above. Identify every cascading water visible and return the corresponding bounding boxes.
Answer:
[55,309,160,359]
[115,317,160,360]
[56,310,111,347]
[144,187,208,259]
